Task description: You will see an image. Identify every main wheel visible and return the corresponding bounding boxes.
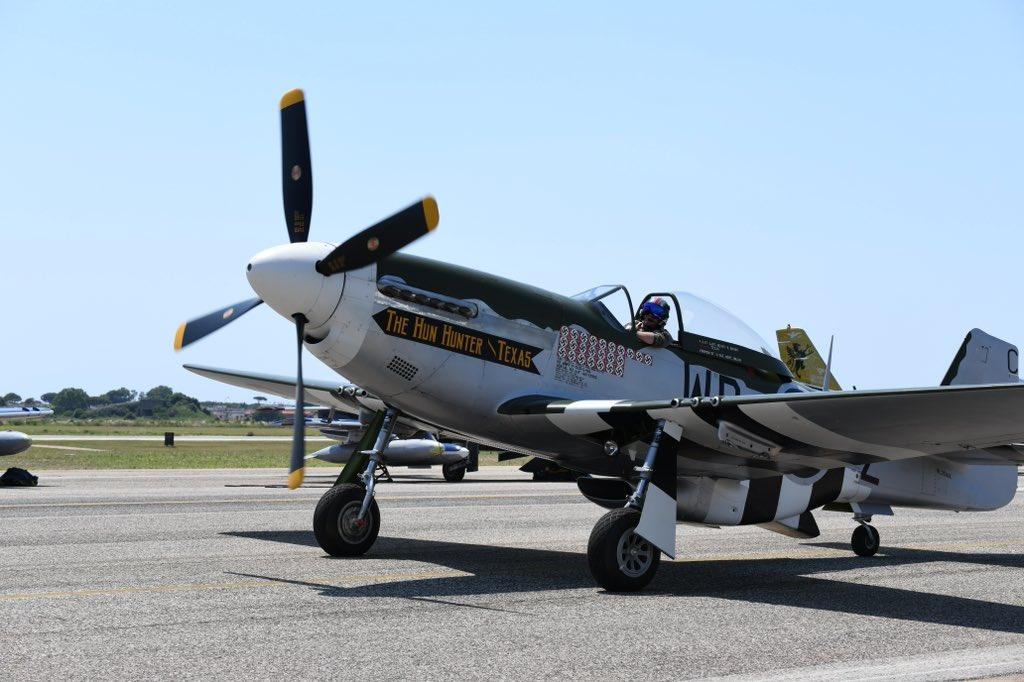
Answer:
[851,523,880,557]
[313,483,380,556]
[587,508,661,592]
[442,462,466,482]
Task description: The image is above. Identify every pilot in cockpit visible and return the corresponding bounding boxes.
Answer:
[628,297,672,347]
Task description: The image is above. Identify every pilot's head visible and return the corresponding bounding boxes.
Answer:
[640,298,670,330]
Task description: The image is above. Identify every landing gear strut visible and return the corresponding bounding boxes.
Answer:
[587,420,667,591]
[313,407,398,557]
[851,520,880,557]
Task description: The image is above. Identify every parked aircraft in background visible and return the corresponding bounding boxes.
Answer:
[185,365,477,481]
[0,407,53,457]
[174,89,1024,592]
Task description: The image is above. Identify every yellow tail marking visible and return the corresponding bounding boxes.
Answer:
[775,326,841,390]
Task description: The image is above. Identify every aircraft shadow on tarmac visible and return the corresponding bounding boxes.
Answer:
[223,530,1024,633]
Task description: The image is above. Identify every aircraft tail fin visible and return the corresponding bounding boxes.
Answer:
[940,328,1019,386]
[776,326,841,390]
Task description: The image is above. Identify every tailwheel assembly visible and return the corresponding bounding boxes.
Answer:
[851,523,880,557]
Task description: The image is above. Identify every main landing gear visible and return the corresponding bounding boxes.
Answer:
[851,518,880,557]
[313,407,398,557]
[588,508,660,591]
[313,483,380,555]
[587,420,668,592]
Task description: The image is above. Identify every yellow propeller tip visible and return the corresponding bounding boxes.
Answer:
[280,89,305,110]
[423,196,439,232]
[287,468,305,490]
[173,323,186,352]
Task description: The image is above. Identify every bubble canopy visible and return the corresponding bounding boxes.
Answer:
[572,286,777,358]
[673,291,778,358]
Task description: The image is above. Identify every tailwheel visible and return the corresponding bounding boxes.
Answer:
[587,508,660,592]
[313,483,380,556]
[851,523,880,557]
[442,462,466,482]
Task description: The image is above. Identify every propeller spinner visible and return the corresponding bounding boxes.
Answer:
[173,88,440,489]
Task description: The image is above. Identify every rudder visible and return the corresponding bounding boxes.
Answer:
[776,326,841,389]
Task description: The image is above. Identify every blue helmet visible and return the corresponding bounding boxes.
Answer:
[641,297,670,322]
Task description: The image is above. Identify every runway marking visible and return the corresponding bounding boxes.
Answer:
[0,568,470,602]
[28,444,109,452]
[0,491,581,510]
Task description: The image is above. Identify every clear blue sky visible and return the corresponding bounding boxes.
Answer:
[2,2,1022,402]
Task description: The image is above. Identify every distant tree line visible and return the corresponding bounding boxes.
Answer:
[11,385,213,420]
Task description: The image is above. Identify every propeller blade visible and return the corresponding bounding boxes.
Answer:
[280,89,313,243]
[287,314,308,489]
[174,298,263,351]
[315,196,439,276]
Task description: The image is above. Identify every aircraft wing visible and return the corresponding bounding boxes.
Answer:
[0,407,53,420]
[183,364,446,437]
[500,383,1024,468]
[184,364,376,413]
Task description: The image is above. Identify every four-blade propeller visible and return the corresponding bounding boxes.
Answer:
[173,88,439,489]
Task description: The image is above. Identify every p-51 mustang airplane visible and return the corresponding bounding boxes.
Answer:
[176,89,1024,591]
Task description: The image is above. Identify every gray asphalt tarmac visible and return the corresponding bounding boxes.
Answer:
[2,468,1023,680]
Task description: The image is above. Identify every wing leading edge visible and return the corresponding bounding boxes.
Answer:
[184,364,377,413]
[499,383,1024,467]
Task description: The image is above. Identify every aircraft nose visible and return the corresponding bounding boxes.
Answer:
[246,242,343,327]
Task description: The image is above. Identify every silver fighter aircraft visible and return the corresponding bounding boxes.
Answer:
[0,407,53,458]
[176,89,1024,591]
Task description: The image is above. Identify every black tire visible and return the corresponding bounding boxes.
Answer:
[851,524,879,557]
[442,462,466,482]
[587,508,661,592]
[313,483,380,557]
